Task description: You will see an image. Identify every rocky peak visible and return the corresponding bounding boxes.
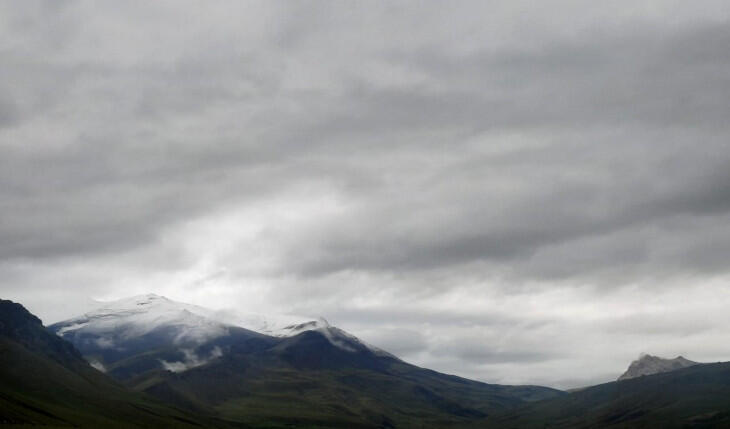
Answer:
[618,353,699,381]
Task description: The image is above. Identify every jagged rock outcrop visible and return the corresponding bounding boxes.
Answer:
[618,354,698,381]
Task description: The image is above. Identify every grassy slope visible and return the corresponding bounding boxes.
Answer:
[40,302,564,428]
[128,332,563,428]
[0,299,225,428]
[479,362,730,429]
[0,337,219,428]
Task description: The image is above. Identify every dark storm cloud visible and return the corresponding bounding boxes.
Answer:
[271,21,730,280]
[0,1,727,306]
[286,143,730,281]
[1,2,729,287]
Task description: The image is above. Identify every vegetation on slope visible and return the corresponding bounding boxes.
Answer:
[481,361,730,428]
[0,299,219,428]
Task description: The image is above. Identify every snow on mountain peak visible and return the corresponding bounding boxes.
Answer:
[51,293,391,358]
[53,294,229,347]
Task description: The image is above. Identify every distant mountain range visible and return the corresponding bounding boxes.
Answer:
[4,294,730,428]
[3,295,561,428]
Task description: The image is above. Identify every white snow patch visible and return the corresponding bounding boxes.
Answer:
[54,294,228,346]
[54,294,394,358]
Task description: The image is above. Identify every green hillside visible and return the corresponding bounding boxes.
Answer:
[7,295,730,428]
[124,331,563,428]
[0,299,219,428]
[480,361,730,428]
[0,297,564,428]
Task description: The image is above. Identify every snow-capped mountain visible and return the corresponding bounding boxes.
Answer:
[215,308,394,357]
[618,354,699,381]
[53,294,229,346]
[6,297,567,427]
[49,293,391,373]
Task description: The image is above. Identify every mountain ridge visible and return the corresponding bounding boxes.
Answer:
[47,293,565,428]
[6,295,728,428]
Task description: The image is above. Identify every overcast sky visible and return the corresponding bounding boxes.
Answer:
[2,0,730,389]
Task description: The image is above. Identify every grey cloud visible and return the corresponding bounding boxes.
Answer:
[323,307,552,330]
[359,328,429,358]
[603,314,716,337]
[2,0,730,388]
[0,90,20,128]
[259,24,730,280]
[283,142,730,282]
[3,7,730,281]
[446,347,557,365]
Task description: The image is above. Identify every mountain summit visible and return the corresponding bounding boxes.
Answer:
[49,293,391,373]
[618,354,699,381]
[47,293,563,427]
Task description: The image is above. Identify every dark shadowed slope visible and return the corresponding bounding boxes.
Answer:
[49,294,564,428]
[122,330,563,428]
[480,361,730,428]
[0,299,218,428]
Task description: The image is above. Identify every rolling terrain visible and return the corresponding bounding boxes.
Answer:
[48,294,563,428]
[480,360,730,428]
[13,293,730,428]
[0,299,220,428]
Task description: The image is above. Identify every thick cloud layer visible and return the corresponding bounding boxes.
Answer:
[2,1,730,388]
